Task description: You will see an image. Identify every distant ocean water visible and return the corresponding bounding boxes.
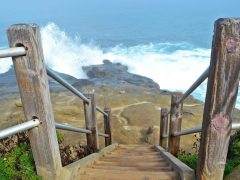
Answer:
[0,23,216,106]
[0,0,240,108]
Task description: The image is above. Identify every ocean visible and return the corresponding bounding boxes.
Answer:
[0,0,240,108]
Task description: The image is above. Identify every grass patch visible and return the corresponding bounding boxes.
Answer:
[0,143,41,180]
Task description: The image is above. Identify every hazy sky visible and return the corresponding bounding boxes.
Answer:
[1,0,240,47]
[1,0,240,24]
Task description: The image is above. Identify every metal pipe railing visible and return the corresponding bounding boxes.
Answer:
[0,119,40,139]
[46,67,90,103]
[176,67,209,105]
[55,123,92,134]
[47,67,108,116]
[173,122,240,137]
[173,124,202,137]
[96,107,108,116]
[232,123,240,130]
[0,47,26,58]
[98,132,109,137]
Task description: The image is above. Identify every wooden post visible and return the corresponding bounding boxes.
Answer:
[160,108,168,149]
[197,18,240,180]
[104,108,112,146]
[168,94,183,156]
[7,24,62,179]
[83,90,99,152]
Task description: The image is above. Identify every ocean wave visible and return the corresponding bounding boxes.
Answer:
[41,23,211,90]
[2,22,239,108]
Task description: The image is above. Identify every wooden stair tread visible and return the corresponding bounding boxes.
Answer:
[105,154,162,158]
[89,165,172,171]
[95,161,168,167]
[79,144,178,180]
[81,174,177,180]
[83,168,175,174]
[110,151,159,154]
[83,169,177,179]
[100,157,165,162]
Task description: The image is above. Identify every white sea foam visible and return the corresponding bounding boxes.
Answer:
[0,46,12,74]
[1,22,239,108]
[0,57,12,74]
[41,23,210,90]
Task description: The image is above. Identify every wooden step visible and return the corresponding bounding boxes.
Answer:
[100,157,165,162]
[109,152,160,156]
[79,144,178,180]
[83,168,177,178]
[89,165,172,171]
[95,161,168,167]
[80,174,177,180]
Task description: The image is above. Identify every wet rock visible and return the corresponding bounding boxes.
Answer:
[81,60,161,91]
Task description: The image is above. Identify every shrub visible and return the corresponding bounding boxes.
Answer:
[177,152,198,170]
[178,130,240,177]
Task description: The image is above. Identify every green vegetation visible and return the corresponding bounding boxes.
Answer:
[0,130,63,180]
[177,130,240,177]
[56,130,63,143]
[0,143,41,180]
[177,152,198,170]
[224,130,240,176]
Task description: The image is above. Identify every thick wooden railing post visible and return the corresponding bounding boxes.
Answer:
[160,108,169,149]
[7,24,62,179]
[168,94,183,156]
[104,108,112,146]
[83,90,99,152]
[197,18,240,180]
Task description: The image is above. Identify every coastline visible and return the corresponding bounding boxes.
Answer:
[0,61,240,152]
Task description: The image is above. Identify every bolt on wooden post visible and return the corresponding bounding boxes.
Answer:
[168,94,183,156]
[160,108,169,149]
[7,24,62,179]
[197,18,240,180]
[83,90,99,152]
[104,108,112,146]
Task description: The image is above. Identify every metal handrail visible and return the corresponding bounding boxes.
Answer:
[173,124,202,137]
[232,123,240,130]
[0,47,26,58]
[55,123,92,134]
[173,122,240,137]
[47,67,90,103]
[0,47,108,117]
[96,107,108,116]
[98,132,109,137]
[176,67,209,105]
[46,67,108,116]
[0,119,40,140]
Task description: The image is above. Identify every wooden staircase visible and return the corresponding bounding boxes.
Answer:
[80,144,179,179]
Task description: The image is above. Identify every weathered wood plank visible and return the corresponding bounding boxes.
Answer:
[155,145,195,180]
[83,90,99,151]
[104,108,112,146]
[7,24,62,179]
[197,18,240,180]
[62,143,119,180]
[168,94,183,156]
[160,108,169,149]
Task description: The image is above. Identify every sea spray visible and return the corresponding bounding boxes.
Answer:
[1,23,239,108]
[0,56,11,74]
